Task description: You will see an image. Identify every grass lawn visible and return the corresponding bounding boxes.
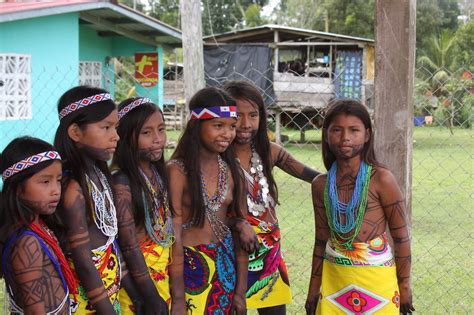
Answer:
[1,126,471,313]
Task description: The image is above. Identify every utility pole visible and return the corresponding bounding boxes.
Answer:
[180,0,205,110]
[374,0,416,220]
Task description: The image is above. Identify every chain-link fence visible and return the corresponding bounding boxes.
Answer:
[0,56,472,314]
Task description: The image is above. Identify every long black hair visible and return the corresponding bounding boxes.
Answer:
[322,99,379,170]
[0,136,61,277]
[223,80,279,203]
[112,98,169,227]
[54,85,116,224]
[171,87,243,227]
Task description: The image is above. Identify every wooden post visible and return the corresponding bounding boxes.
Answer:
[180,0,205,108]
[374,0,416,219]
[274,30,279,73]
[275,111,281,144]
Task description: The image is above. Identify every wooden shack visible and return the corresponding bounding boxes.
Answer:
[203,24,375,142]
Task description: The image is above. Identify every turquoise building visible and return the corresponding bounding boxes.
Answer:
[0,0,181,150]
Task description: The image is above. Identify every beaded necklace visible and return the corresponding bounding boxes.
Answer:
[200,155,231,245]
[140,166,174,248]
[85,166,118,250]
[324,161,372,250]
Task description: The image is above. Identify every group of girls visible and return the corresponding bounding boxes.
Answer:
[0,81,413,315]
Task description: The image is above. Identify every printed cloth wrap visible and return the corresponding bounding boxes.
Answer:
[317,233,400,314]
[119,237,172,314]
[69,242,121,314]
[183,233,236,314]
[243,170,292,308]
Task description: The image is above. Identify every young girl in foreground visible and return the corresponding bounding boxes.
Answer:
[168,87,248,314]
[306,100,414,315]
[0,136,77,314]
[54,86,162,313]
[113,97,172,314]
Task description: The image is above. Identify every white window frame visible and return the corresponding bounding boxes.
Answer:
[79,61,102,87]
[0,53,32,120]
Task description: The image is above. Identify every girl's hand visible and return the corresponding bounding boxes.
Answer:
[305,293,320,315]
[234,219,259,253]
[145,295,169,315]
[171,299,186,315]
[231,293,247,314]
[400,285,415,314]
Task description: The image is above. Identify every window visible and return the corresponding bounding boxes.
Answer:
[79,61,102,87]
[0,54,32,120]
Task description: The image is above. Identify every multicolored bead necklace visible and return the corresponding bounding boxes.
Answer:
[140,166,174,248]
[200,155,231,245]
[324,161,372,250]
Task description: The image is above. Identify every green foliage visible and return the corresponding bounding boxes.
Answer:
[245,3,267,27]
[416,0,460,57]
[454,19,474,71]
[417,29,458,73]
[148,0,180,27]
[275,0,374,38]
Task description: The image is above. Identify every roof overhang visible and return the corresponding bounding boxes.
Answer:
[0,1,182,47]
[204,24,373,46]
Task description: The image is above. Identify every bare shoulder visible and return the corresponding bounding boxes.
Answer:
[63,179,84,207]
[10,233,43,266]
[312,173,327,190]
[112,170,130,186]
[167,160,187,178]
[372,166,398,186]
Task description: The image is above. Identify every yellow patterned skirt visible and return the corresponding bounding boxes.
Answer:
[119,239,171,314]
[69,243,121,314]
[317,234,400,314]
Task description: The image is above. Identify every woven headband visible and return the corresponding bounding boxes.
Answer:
[2,151,62,181]
[59,93,112,120]
[118,97,153,120]
[190,106,237,120]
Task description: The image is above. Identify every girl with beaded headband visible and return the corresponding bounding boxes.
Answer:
[53,86,158,314]
[306,99,414,315]
[223,80,320,315]
[168,87,251,314]
[0,136,77,314]
[111,97,172,314]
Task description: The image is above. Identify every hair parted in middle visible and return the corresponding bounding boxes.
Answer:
[112,97,169,226]
[171,86,243,227]
[322,99,379,170]
[223,80,279,204]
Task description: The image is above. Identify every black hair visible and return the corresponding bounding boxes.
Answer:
[322,99,379,170]
[112,97,168,227]
[53,85,116,225]
[171,87,243,226]
[0,136,61,277]
[223,80,279,203]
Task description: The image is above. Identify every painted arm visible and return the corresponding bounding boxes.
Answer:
[378,168,414,315]
[306,175,330,315]
[167,164,186,315]
[10,235,46,314]
[113,174,168,315]
[61,180,115,313]
[271,142,321,183]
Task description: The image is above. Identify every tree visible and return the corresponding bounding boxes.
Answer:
[454,19,474,71]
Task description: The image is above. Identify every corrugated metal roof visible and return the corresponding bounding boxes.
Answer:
[0,0,182,46]
[204,24,373,45]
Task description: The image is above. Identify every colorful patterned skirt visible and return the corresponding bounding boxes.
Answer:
[69,243,121,314]
[317,233,400,314]
[246,217,292,309]
[183,233,236,314]
[119,238,171,314]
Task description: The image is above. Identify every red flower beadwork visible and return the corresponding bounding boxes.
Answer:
[347,291,367,312]
[392,291,400,308]
[107,256,116,270]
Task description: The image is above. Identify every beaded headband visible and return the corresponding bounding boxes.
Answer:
[118,97,153,120]
[2,151,62,181]
[59,93,112,120]
[190,106,237,120]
